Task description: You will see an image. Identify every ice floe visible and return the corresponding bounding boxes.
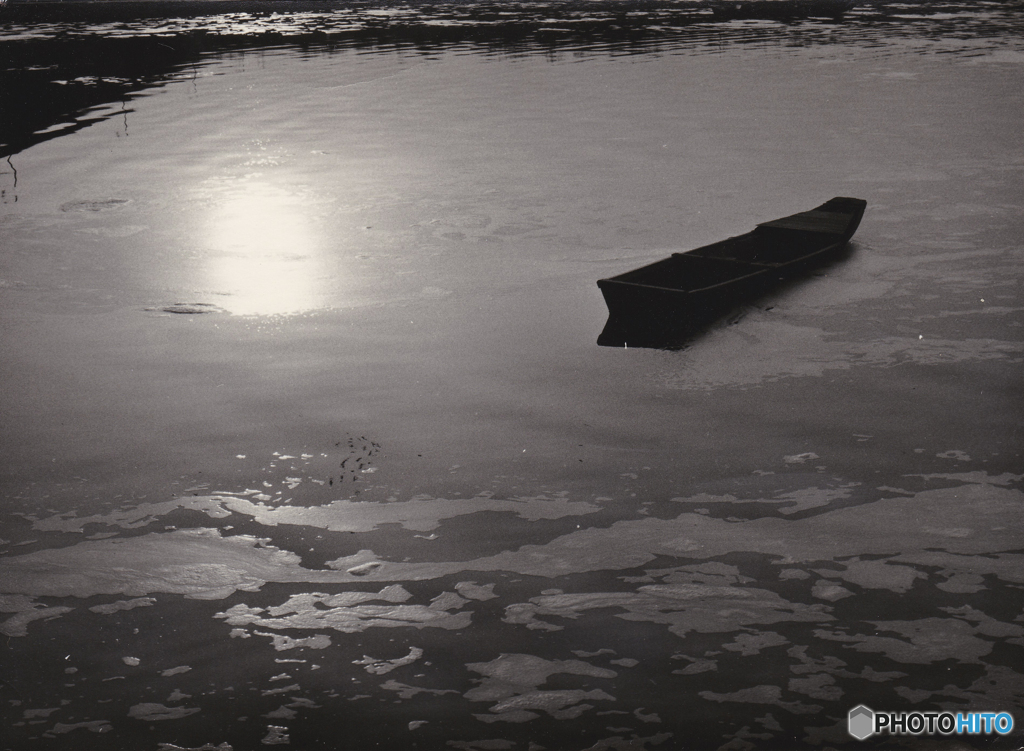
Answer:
[465,653,617,723]
[502,585,831,636]
[89,597,155,614]
[216,586,471,635]
[30,491,599,534]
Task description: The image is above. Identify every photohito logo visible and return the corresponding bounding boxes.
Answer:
[848,705,1014,740]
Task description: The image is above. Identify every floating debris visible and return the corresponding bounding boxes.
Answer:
[253,631,332,652]
[455,582,498,601]
[347,560,382,576]
[150,303,227,315]
[60,198,130,212]
[783,452,819,465]
[128,703,201,721]
[354,646,424,675]
[261,725,290,745]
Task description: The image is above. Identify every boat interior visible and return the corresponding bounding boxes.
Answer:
[685,226,842,266]
[605,226,843,293]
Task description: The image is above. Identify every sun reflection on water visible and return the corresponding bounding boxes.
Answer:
[205,182,326,316]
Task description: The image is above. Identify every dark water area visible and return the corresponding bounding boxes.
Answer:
[2,2,1024,750]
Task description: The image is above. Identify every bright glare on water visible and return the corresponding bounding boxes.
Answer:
[205,181,326,315]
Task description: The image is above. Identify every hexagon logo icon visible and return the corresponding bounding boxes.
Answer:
[848,705,875,740]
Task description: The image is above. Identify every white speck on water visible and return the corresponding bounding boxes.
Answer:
[783,453,819,465]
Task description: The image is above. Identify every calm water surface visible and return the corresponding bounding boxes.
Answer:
[1,3,1023,750]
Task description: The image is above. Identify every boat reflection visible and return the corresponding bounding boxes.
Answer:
[204,181,326,316]
[1,155,16,203]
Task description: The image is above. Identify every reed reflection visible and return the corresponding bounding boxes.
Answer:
[1,156,17,204]
[204,181,325,316]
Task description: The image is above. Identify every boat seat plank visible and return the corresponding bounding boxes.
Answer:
[757,210,851,234]
[679,251,777,268]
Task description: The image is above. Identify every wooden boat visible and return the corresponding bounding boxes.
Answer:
[597,196,866,348]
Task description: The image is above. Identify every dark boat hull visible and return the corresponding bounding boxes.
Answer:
[597,197,866,348]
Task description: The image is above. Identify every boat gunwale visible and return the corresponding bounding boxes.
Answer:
[597,264,769,296]
[598,235,846,295]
